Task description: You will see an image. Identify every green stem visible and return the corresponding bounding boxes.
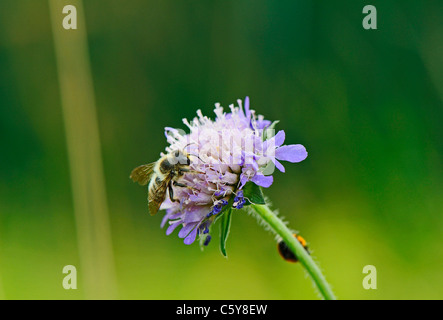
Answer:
[251,204,336,300]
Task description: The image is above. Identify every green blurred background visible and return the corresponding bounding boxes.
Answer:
[1,0,443,299]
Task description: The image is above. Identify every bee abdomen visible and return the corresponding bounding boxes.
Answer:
[148,174,165,193]
[147,173,168,215]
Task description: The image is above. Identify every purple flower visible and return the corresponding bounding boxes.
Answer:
[262,130,308,173]
[239,164,274,189]
[160,97,308,245]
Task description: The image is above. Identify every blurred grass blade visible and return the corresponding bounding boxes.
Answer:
[48,0,117,299]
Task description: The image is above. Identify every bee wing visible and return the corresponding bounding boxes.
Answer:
[148,177,171,215]
[130,163,156,186]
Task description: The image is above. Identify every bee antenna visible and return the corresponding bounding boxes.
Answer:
[189,153,206,163]
[183,142,196,150]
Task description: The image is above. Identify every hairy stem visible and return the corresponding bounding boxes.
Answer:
[251,204,336,300]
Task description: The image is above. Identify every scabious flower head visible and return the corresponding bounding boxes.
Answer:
[160,97,308,245]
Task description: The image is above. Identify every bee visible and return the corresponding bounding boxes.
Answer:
[130,149,201,215]
[277,234,310,263]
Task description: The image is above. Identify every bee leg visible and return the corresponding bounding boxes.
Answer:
[179,168,205,175]
[168,181,180,203]
[173,181,198,191]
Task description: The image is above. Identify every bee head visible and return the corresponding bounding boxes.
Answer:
[170,149,191,166]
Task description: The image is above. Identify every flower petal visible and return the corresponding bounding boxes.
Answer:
[184,225,200,245]
[244,96,251,118]
[178,222,197,238]
[251,174,273,188]
[166,221,182,235]
[182,207,211,223]
[160,211,171,228]
[274,130,286,147]
[262,130,285,151]
[273,159,285,172]
[239,173,249,188]
[275,144,308,163]
[256,119,271,130]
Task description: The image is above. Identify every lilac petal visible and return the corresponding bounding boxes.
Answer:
[189,192,212,203]
[178,222,197,238]
[274,130,286,147]
[273,159,285,172]
[242,150,256,167]
[262,130,285,151]
[168,212,183,220]
[160,212,170,228]
[166,221,182,235]
[239,174,249,188]
[182,207,210,223]
[241,160,259,174]
[253,136,264,152]
[275,144,308,163]
[184,224,200,245]
[244,96,251,118]
[251,174,273,188]
[256,119,271,130]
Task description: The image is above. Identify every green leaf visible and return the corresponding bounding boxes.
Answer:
[219,207,232,257]
[259,161,276,176]
[242,181,266,205]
